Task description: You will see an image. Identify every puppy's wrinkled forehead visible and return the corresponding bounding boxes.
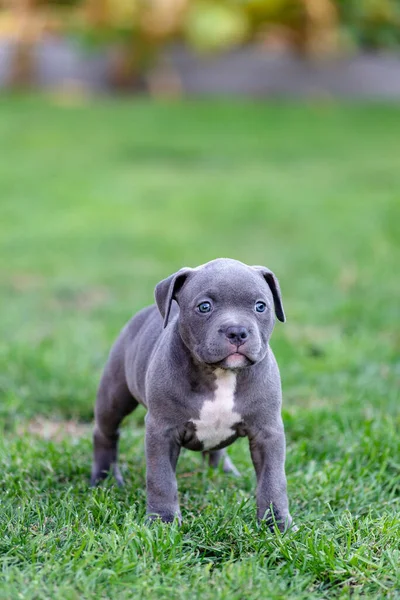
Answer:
[181,259,269,304]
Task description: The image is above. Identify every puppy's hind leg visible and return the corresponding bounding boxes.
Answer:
[91,375,138,487]
[203,449,240,477]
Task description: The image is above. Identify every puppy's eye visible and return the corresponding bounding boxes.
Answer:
[255,301,266,313]
[198,301,212,314]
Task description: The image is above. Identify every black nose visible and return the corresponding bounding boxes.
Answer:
[224,326,249,346]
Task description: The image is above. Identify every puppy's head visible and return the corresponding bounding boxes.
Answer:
[155,258,285,370]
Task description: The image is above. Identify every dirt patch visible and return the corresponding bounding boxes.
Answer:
[338,265,358,292]
[49,286,111,312]
[10,273,45,291]
[18,418,91,441]
[285,323,341,345]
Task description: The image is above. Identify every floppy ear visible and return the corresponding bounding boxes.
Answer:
[154,268,193,328]
[252,266,286,323]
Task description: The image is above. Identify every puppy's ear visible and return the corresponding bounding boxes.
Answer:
[252,266,286,323]
[155,268,193,328]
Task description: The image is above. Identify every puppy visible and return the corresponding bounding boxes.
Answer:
[91,258,292,530]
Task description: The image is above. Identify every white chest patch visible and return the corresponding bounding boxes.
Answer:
[191,369,241,450]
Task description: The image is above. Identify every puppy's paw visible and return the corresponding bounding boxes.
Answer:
[203,450,241,477]
[259,506,295,534]
[90,463,124,488]
[90,468,108,487]
[288,521,299,533]
[280,514,298,533]
[222,455,241,477]
[146,511,182,525]
[112,464,124,487]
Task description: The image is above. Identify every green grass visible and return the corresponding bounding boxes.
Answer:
[0,95,399,599]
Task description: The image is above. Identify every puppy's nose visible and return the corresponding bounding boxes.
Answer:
[224,326,249,346]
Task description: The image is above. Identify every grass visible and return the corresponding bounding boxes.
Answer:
[0,95,399,599]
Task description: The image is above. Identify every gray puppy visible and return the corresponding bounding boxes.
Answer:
[91,258,292,530]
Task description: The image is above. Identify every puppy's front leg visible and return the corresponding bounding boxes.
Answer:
[248,423,292,531]
[145,416,181,523]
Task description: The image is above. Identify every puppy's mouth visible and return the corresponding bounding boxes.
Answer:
[211,352,254,370]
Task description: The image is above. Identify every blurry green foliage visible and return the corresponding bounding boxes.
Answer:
[336,0,400,50]
[3,0,400,53]
[2,0,400,90]
[185,2,251,52]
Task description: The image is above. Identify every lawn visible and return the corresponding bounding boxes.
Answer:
[0,96,399,599]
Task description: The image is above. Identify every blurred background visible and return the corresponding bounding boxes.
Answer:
[2,0,400,96]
